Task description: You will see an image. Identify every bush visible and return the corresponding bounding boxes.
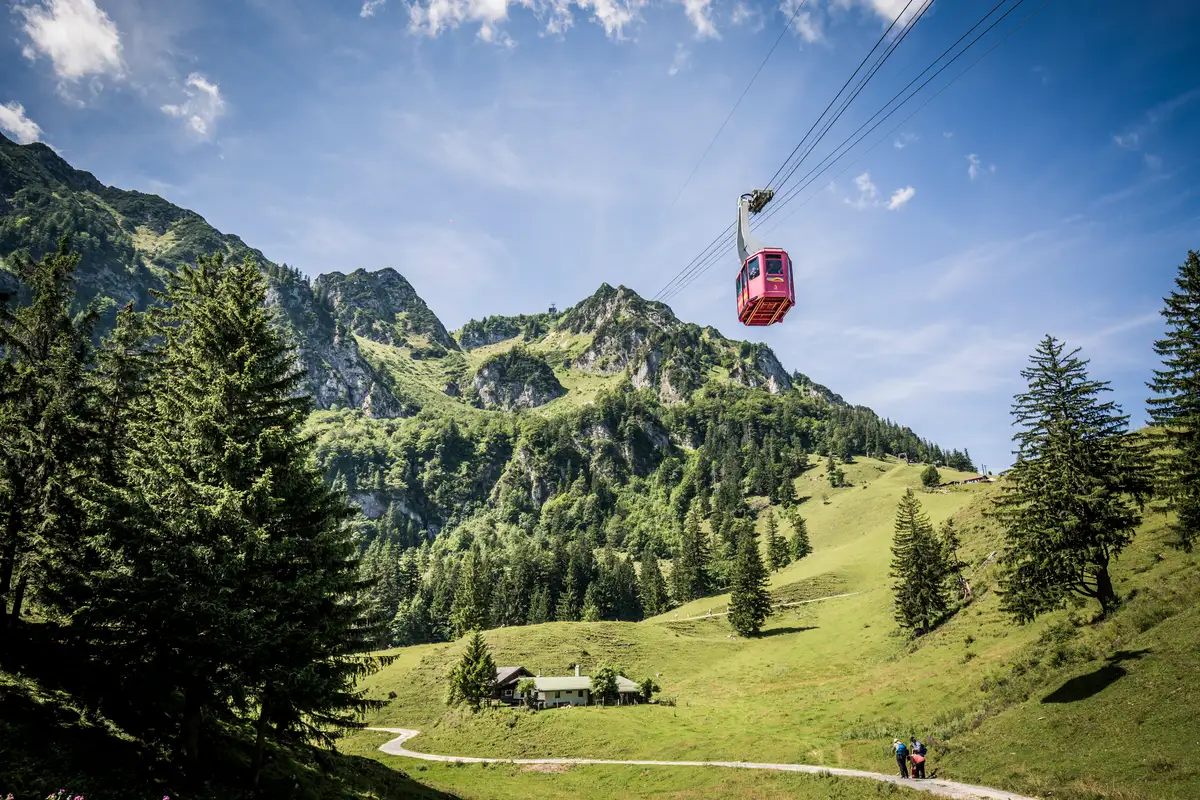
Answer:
[921,464,941,488]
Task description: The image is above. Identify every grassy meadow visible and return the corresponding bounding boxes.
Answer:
[349,456,1200,800]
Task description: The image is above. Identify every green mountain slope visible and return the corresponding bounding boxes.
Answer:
[0,132,400,416]
[349,457,1199,800]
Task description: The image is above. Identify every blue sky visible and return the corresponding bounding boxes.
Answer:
[2,0,1198,471]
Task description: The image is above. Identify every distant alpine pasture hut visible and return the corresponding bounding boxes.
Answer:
[494,664,640,709]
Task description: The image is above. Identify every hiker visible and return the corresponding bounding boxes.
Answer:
[892,739,909,778]
[909,737,927,779]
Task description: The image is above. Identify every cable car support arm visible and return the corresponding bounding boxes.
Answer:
[736,188,774,263]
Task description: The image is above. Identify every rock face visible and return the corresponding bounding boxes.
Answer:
[315,268,458,352]
[469,348,566,410]
[265,278,400,417]
[0,132,402,417]
[552,283,796,402]
[456,313,554,350]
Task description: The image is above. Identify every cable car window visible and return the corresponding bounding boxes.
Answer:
[736,274,742,294]
[747,257,760,279]
[765,254,784,275]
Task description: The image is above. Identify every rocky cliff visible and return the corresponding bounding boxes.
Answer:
[468,347,566,410]
[315,268,458,353]
[0,132,400,417]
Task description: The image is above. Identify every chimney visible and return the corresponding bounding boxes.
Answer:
[574,664,581,677]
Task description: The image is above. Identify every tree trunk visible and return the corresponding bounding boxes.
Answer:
[251,702,270,790]
[0,485,25,619]
[1095,566,1118,616]
[9,570,29,623]
[181,685,203,773]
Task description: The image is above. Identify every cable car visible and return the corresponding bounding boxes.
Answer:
[735,189,795,326]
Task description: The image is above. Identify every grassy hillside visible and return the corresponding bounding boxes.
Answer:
[348,457,1200,800]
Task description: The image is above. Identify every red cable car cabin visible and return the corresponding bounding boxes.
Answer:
[736,248,794,326]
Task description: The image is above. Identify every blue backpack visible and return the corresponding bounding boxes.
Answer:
[896,742,908,756]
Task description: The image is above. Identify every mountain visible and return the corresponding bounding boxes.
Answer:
[0,131,976,544]
[0,132,399,417]
[316,267,459,353]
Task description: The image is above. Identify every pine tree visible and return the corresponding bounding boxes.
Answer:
[940,518,970,600]
[826,454,844,488]
[727,518,773,637]
[85,253,388,770]
[0,237,100,624]
[1147,249,1200,550]
[637,551,670,617]
[787,509,811,561]
[889,489,950,634]
[446,630,497,711]
[765,510,789,571]
[527,584,552,625]
[556,569,580,621]
[672,502,711,602]
[451,546,492,637]
[581,583,602,621]
[994,335,1148,622]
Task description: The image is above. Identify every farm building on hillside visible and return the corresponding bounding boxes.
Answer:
[939,474,996,487]
[494,666,535,705]
[495,664,641,708]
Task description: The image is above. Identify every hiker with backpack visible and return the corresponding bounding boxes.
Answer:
[909,737,927,779]
[892,739,909,778]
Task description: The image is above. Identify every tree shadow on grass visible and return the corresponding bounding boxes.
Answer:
[1041,649,1151,704]
[758,626,818,638]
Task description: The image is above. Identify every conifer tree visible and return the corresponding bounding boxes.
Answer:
[527,585,552,625]
[451,546,492,637]
[940,518,970,600]
[993,335,1148,621]
[581,583,602,621]
[889,489,949,634]
[637,551,670,617]
[727,518,773,637]
[1147,249,1200,550]
[826,454,844,488]
[672,501,711,602]
[446,630,497,711]
[86,253,387,769]
[765,510,789,571]
[787,509,811,561]
[556,570,580,621]
[0,237,100,624]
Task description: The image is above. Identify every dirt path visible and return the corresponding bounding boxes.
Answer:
[655,590,865,622]
[366,727,1038,800]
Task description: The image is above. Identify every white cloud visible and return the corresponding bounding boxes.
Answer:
[1113,132,1139,150]
[893,131,917,149]
[160,73,226,139]
[0,102,44,144]
[854,0,925,28]
[844,171,912,210]
[678,0,718,38]
[406,0,656,42]
[16,0,125,82]
[668,43,691,76]
[886,185,914,210]
[967,152,995,180]
[942,130,954,138]
[730,1,763,28]
[846,171,879,209]
[361,0,387,17]
[1112,89,1200,156]
[1143,153,1163,170]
